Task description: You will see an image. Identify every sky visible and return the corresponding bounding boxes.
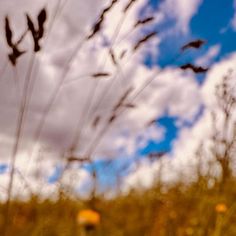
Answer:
[0,0,236,199]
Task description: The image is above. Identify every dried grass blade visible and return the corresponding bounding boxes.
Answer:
[134,16,155,28]
[181,39,206,51]
[124,0,137,13]
[92,72,111,78]
[109,49,117,65]
[87,0,118,39]
[5,17,13,47]
[133,31,157,51]
[180,63,208,73]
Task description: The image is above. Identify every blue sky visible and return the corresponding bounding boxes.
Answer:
[141,0,235,149]
[144,0,236,67]
[140,0,236,152]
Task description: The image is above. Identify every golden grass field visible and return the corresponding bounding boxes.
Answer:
[0,175,236,236]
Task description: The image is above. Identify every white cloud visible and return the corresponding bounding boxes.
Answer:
[202,52,236,107]
[231,0,236,30]
[0,0,207,199]
[160,0,203,33]
[195,44,221,67]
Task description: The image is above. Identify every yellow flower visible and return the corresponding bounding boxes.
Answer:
[215,203,227,213]
[77,209,100,227]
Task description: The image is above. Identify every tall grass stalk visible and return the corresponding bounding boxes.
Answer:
[4,53,35,235]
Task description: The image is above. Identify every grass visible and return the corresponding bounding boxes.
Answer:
[0,176,236,235]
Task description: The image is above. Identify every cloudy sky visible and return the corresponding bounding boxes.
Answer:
[0,0,236,199]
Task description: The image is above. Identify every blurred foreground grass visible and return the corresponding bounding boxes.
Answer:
[1,177,236,236]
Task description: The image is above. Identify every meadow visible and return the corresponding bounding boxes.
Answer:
[0,0,236,235]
